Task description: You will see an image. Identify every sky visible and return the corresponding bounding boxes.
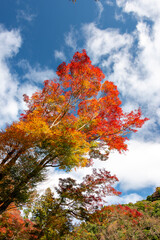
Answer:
[0,0,160,205]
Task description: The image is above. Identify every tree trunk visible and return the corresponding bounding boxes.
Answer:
[0,154,55,214]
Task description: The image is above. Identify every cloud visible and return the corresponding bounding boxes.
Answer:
[17,83,40,112]
[17,61,57,111]
[103,140,160,191]
[0,25,21,126]
[82,23,133,64]
[65,27,77,51]
[0,25,55,128]
[19,60,56,83]
[17,9,36,22]
[115,12,125,22]
[105,21,160,142]
[0,25,21,59]
[54,50,66,61]
[105,0,114,6]
[105,193,143,205]
[117,0,160,21]
[96,1,104,21]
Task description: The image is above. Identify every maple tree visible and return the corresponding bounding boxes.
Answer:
[0,50,148,214]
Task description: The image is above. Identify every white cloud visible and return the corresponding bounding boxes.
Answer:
[83,23,133,64]
[65,27,77,50]
[121,193,143,204]
[117,0,160,21]
[115,12,125,22]
[17,9,36,22]
[54,50,66,61]
[0,25,55,127]
[17,83,40,111]
[37,169,69,196]
[19,59,56,83]
[96,1,104,21]
[105,0,114,6]
[0,25,21,126]
[0,25,21,59]
[17,62,56,113]
[105,193,143,205]
[90,140,160,192]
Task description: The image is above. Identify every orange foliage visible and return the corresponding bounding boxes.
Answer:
[0,203,38,239]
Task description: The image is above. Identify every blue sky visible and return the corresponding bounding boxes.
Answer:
[0,0,160,204]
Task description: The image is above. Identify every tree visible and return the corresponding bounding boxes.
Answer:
[28,168,120,239]
[66,199,160,239]
[0,49,148,213]
[66,205,143,240]
[30,188,72,240]
[147,187,160,202]
[0,203,38,240]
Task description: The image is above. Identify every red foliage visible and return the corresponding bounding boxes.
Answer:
[0,203,38,239]
[90,204,143,226]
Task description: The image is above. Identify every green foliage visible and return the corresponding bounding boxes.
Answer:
[147,187,160,202]
[30,188,72,240]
